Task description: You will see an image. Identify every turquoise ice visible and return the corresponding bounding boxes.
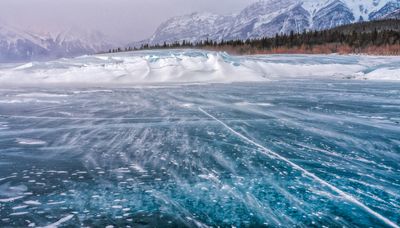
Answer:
[0,79,399,227]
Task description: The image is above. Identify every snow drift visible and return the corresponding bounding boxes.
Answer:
[0,50,399,85]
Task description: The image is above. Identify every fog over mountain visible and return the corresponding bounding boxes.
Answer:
[0,0,256,43]
[0,25,115,62]
[0,0,260,62]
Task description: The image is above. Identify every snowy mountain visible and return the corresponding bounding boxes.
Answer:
[149,12,234,44]
[384,8,400,18]
[0,25,115,62]
[143,0,400,45]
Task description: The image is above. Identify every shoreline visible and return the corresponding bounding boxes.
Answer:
[98,47,400,58]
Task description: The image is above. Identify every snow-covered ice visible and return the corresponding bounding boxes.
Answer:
[0,50,399,85]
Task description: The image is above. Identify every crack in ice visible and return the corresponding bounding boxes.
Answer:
[198,107,399,228]
[38,214,74,228]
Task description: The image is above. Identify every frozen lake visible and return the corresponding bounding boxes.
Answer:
[0,80,399,227]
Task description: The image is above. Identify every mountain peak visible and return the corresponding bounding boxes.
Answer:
[149,12,233,44]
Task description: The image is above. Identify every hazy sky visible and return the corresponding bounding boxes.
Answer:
[0,0,257,43]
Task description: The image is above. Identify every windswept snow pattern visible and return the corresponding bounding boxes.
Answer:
[0,50,399,85]
[0,81,399,227]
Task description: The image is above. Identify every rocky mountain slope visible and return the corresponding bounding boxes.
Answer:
[144,0,400,45]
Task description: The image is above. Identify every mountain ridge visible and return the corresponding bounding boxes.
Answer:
[0,25,116,62]
[139,0,400,46]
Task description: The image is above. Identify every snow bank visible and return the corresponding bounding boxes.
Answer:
[0,50,399,85]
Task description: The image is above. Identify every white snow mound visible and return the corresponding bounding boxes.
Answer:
[0,50,399,85]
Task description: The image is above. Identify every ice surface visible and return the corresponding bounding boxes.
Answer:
[0,81,399,227]
[0,50,399,85]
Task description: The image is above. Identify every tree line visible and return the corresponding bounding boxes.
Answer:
[108,19,400,55]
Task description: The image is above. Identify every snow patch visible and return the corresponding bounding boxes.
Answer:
[17,138,47,146]
[0,196,24,203]
[15,93,69,98]
[24,200,42,205]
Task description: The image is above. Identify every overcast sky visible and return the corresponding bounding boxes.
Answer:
[0,0,257,43]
